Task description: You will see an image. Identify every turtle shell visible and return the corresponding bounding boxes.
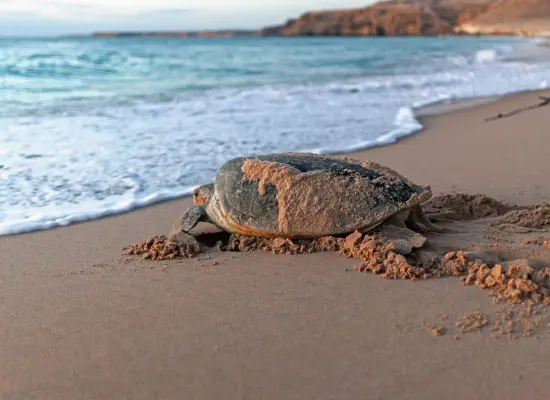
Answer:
[205,153,430,238]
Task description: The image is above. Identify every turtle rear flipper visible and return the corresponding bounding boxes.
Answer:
[407,205,444,233]
[377,224,427,255]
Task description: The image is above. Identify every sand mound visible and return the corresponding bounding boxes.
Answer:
[462,258,550,303]
[493,203,550,231]
[227,224,425,256]
[423,193,512,221]
[350,245,472,280]
[353,246,550,303]
[224,235,344,254]
[125,234,201,260]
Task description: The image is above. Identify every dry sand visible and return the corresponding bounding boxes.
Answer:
[2,90,550,399]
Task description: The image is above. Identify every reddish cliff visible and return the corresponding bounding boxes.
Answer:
[457,0,550,36]
[261,0,492,36]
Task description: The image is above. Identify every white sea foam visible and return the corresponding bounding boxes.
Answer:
[2,37,550,235]
[475,49,498,63]
[0,187,196,235]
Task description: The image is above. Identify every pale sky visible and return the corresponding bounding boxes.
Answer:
[0,0,377,36]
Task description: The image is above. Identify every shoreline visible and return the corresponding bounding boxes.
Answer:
[1,87,546,237]
[67,34,539,39]
[2,88,550,398]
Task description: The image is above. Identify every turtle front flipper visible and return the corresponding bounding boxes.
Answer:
[172,205,208,233]
[168,205,209,254]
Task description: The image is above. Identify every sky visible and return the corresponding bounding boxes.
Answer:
[0,0,377,36]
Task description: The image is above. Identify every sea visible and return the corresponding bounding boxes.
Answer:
[1,36,550,235]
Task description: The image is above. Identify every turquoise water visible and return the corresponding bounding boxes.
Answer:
[1,36,549,234]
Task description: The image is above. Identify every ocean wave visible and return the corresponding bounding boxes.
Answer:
[475,49,499,63]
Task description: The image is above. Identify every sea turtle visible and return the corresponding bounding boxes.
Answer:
[170,153,442,246]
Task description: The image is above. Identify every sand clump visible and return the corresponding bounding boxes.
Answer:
[224,234,344,255]
[523,238,550,248]
[342,233,424,279]
[493,203,550,231]
[455,312,489,333]
[425,325,447,337]
[342,231,437,280]
[462,259,550,303]
[491,310,517,337]
[125,234,201,260]
[422,193,512,221]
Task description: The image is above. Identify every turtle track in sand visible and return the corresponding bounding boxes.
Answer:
[422,193,516,221]
[125,193,550,306]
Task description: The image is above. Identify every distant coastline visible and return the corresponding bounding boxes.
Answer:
[87,0,550,39]
[90,30,260,39]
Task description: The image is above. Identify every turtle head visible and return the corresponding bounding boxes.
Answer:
[193,183,214,206]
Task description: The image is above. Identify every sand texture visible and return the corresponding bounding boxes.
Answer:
[2,90,550,399]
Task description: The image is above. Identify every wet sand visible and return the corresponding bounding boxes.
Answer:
[2,90,550,399]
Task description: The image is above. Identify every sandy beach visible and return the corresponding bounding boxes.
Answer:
[2,90,550,399]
